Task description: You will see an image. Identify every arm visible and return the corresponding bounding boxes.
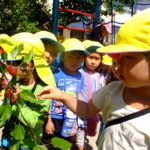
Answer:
[45,105,54,134]
[38,85,100,118]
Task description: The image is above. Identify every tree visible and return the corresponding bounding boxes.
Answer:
[0,0,51,35]
[0,0,136,35]
[59,0,135,26]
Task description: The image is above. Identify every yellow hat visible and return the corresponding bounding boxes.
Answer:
[62,38,89,55]
[97,8,150,54]
[6,32,56,86]
[82,40,103,51]
[102,54,112,66]
[35,31,64,53]
[0,34,14,52]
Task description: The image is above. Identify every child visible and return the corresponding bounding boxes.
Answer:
[35,31,64,149]
[38,8,150,150]
[80,40,103,149]
[41,38,89,150]
[91,19,112,46]
[1,32,55,149]
[35,31,64,66]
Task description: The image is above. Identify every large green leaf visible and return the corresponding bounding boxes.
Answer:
[51,137,72,150]
[33,145,48,150]
[11,43,24,59]
[10,124,25,140]
[0,103,12,127]
[22,49,34,63]
[18,105,40,128]
[20,90,37,103]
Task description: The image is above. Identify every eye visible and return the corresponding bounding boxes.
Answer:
[125,55,133,59]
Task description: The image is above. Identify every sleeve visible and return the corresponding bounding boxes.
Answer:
[92,82,115,110]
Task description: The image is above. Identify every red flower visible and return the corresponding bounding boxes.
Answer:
[6,65,17,76]
[6,89,12,98]
[0,47,5,54]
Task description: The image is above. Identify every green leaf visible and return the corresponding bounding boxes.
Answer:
[9,141,20,150]
[51,137,72,150]
[33,145,48,150]
[11,43,24,59]
[18,105,40,128]
[10,124,25,140]
[0,63,7,74]
[22,49,34,63]
[20,90,37,103]
[0,39,14,46]
[1,51,8,61]
[0,103,12,127]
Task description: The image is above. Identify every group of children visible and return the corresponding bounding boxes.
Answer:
[0,8,150,150]
[0,27,112,150]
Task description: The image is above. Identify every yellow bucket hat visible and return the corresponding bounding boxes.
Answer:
[35,31,64,53]
[6,32,56,86]
[97,8,150,54]
[0,34,14,52]
[102,54,112,66]
[62,38,89,55]
[82,40,103,51]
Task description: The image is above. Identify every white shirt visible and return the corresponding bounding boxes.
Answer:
[92,81,150,150]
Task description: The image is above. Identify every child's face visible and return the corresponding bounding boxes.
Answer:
[116,52,150,88]
[62,51,84,75]
[85,51,101,72]
[45,45,57,65]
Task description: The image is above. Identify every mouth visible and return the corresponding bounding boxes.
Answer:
[89,65,96,68]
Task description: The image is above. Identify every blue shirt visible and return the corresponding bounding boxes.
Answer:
[51,68,84,119]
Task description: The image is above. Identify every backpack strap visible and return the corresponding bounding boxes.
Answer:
[105,107,150,128]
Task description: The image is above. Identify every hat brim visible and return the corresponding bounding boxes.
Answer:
[65,49,89,55]
[41,38,65,53]
[97,43,150,54]
[86,46,101,51]
[33,57,56,86]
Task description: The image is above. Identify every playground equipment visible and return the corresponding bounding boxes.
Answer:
[52,0,101,37]
[51,0,150,43]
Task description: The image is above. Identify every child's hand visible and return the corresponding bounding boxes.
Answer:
[37,85,66,101]
[6,83,20,103]
[45,119,55,134]
[11,83,20,101]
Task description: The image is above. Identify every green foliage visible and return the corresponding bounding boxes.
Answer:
[10,124,25,140]
[20,90,37,103]
[0,0,50,34]
[22,49,34,63]
[33,145,48,150]
[0,39,72,150]
[0,0,136,34]
[0,103,12,127]
[51,137,72,150]
[11,44,24,59]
